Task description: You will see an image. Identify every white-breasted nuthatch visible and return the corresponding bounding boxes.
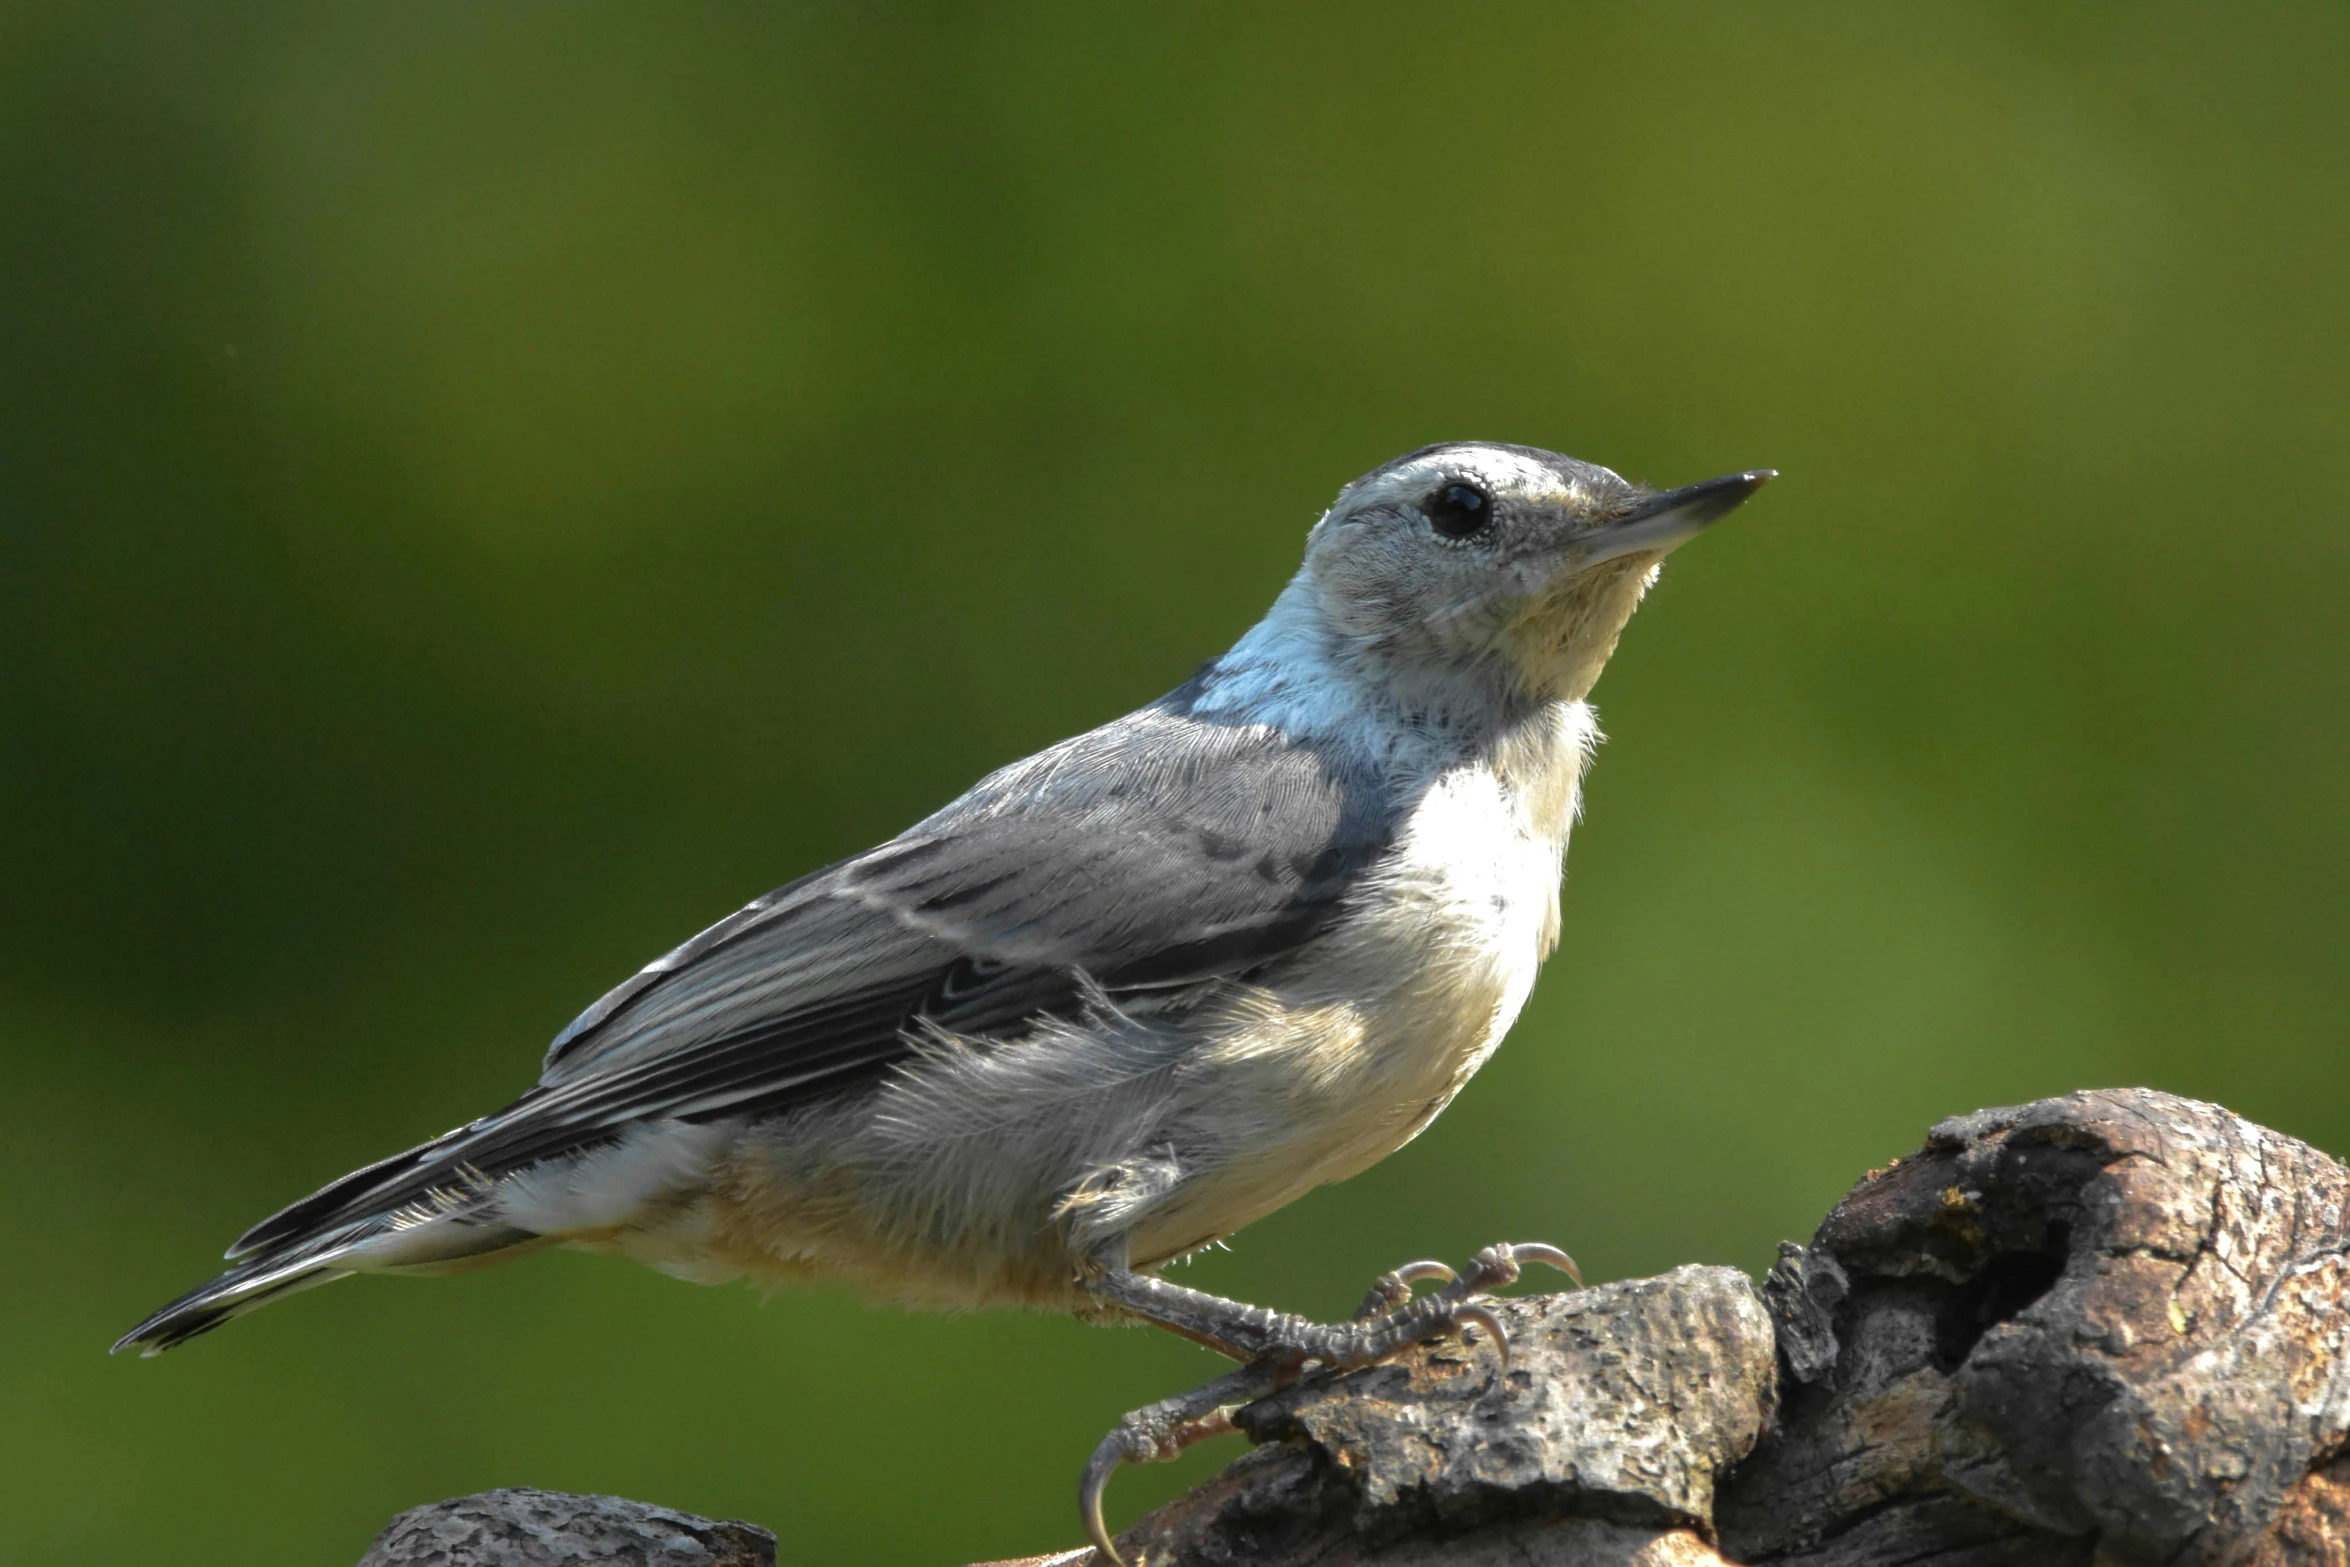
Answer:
[118,442,1771,1559]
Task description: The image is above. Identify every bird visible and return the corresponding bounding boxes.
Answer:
[117,441,1771,1561]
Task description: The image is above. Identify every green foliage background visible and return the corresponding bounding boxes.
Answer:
[5,4,2347,1561]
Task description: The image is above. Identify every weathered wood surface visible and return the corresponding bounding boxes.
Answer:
[1723,1090,2350,1567]
[1070,1263,1775,1567]
[359,1090,2350,1566]
[358,1487,776,1566]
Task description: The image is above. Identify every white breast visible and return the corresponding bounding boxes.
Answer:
[1145,701,1598,1257]
[1350,747,1574,1094]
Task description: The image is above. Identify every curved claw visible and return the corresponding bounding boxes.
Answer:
[1077,1368,1267,1563]
[1451,1302,1511,1371]
[1080,1430,1132,1565]
[1506,1242,1585,1288]
[1352,1258,1458,1320]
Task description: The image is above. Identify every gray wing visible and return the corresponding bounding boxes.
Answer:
[229,703,1393,1259]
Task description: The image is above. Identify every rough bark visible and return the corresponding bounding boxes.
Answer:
[1719,1089,2350,1567]
[358,1488,776,1566]
[360,1090,2350,1567]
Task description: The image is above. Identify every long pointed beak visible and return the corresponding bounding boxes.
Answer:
[1576,469,1776,567]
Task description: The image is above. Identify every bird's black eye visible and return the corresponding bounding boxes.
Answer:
[1425,481,1492,540]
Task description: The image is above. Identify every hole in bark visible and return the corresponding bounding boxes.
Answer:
[1938,1223,2069,1367]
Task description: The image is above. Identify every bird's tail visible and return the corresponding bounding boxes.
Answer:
[111,1239,359,1357]
[112,1211,553,1357]
[116,1084,745,1357]
[113,1105,739,1356]
[112,1134,550,1359]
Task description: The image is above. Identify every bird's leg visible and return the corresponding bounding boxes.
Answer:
[1075,1241,1580,1563]
[1084,1240,1581,1368]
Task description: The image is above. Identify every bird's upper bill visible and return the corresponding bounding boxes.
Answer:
[1574,468,1777,567]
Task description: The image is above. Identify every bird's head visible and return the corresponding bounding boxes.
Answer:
[1299,442,1772,707]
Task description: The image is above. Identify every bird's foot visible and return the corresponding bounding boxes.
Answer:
[1291,1239,1584,1372]
[1077,1241,1580,1563]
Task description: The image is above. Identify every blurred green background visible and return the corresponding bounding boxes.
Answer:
[5,2,2347,1561]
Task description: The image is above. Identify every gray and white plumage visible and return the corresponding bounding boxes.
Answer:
[117,441,1769,1356]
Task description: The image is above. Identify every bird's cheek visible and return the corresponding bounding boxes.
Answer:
[1418,591,1514,655]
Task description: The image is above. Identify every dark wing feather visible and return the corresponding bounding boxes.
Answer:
[230,703,1392,1260]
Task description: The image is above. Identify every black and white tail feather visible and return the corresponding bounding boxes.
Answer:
[116,1238,354,1355]
[113,1144,526,1355]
